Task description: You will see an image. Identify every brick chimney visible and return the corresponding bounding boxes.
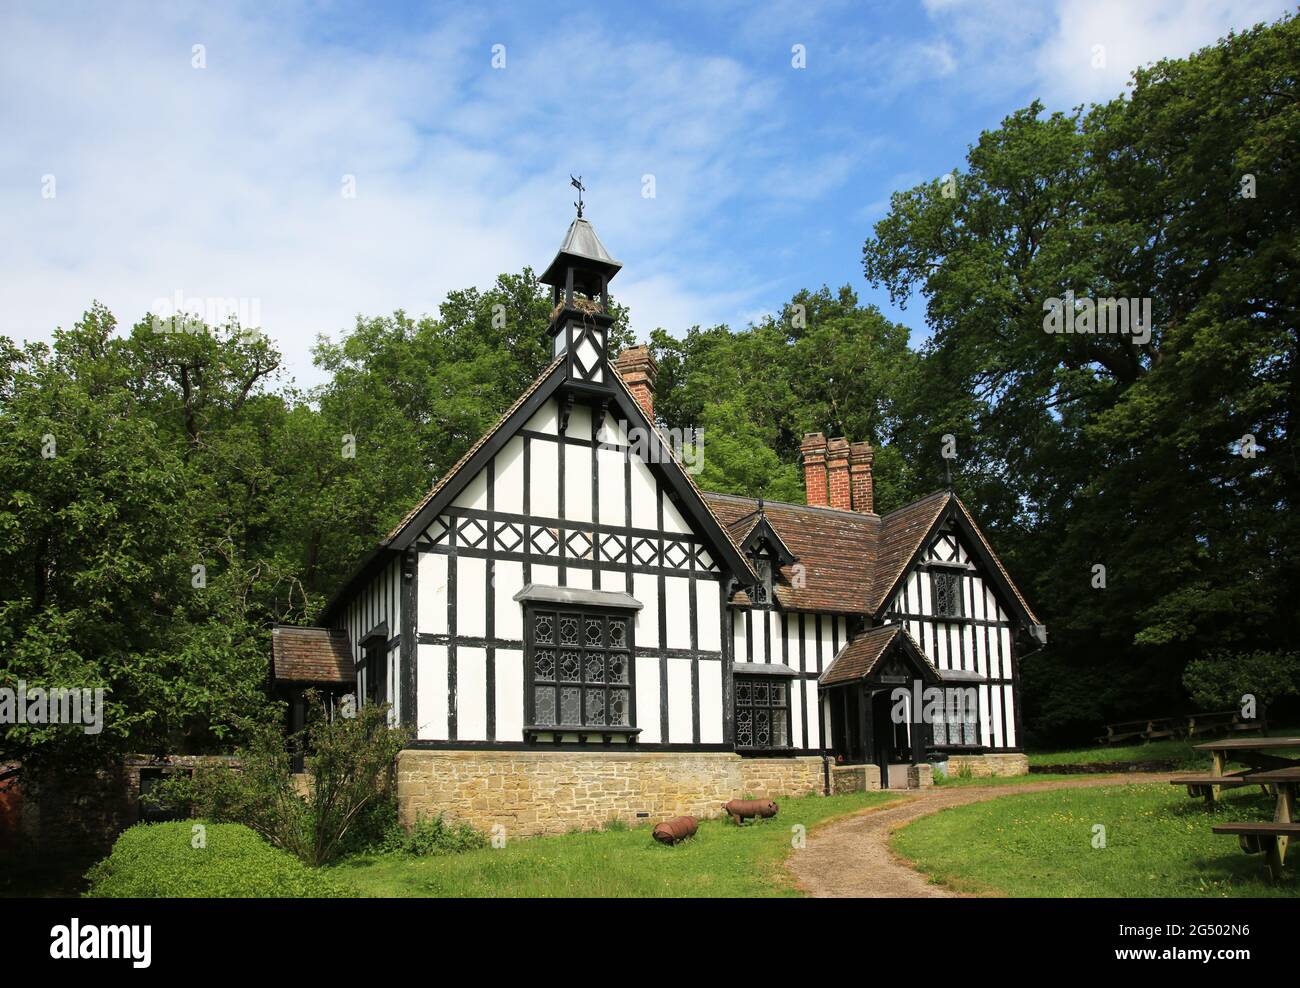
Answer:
[615,346,657,420]
[849,441,875,513]
[826,437,851,510]
[801,433,828,506]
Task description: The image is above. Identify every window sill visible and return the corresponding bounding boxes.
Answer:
[734,746,799,758]
[523,725,642,745]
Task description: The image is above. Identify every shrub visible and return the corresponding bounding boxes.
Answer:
[84,822,352,898]
[158,693,410,867]
[371,813,488,857]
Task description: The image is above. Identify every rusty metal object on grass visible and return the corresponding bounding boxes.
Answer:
[652,815,698,845]
[724,798,778,824]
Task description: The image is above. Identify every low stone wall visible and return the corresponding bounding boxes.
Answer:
[943,753,1029,778]
[829,764,882,794]
[397,749,825,837]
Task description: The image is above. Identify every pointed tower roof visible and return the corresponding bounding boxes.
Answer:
[540,217,622,289]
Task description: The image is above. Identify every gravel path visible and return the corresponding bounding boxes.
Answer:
[787,773,1172,898]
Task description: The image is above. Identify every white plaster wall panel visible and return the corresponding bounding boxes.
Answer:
[417,643,448,740]
[564,442,593,523]
[495,649,524,741]
[597,415,627,447]
[805,685,820,748]
[629,455,657,530]
[494,436,525,515]
[633,572,659,649]
[567,401,592,441]
[662,493,691,534]
[1002,684,1017,747]
[664,576,691,649]
[529,439,558,519]
[666,658,693,743]
[802,618,817,673]
[565,566,592,590]
[695,580,722,652]
[790,678,804,746]
[423,556,454,631]
[452,467,488,511]
[457,647,487,741]
[634,655,661,743]
[751,609,767,661]
[494,559,524,641]
[456,556,487,638]
[698,661,722,743]
[733,609,747,660]
[524,397,558,434]
[532,563,558,588]
[596,447,625,526]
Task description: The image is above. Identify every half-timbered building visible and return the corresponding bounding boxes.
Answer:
[283,212,1046,836]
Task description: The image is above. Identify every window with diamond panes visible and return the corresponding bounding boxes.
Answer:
[751,556,773,605]
[931,688,980,746]
[734,676,790,750]
[528,609,632,729]
[931,570,963,619]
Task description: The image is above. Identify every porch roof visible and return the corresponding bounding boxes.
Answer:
[271,625,356,686]
[819,624,939,687]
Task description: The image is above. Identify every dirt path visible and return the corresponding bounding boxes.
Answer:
[788,773,1172,898]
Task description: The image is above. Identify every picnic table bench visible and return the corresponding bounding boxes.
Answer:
[1172,736,1300,805]
[1186,710,1265,739]
[1097,711,1265,746]
[1096,717,1179,745]
[1212,764,1300,881]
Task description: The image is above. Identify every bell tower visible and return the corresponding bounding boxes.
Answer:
[538,178,621,390]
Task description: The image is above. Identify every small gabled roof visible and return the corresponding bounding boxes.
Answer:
[820,624,940,687]
[271,626,356,685]
[727,508,797,566]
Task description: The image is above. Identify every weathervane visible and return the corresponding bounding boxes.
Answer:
[570,174,586,218]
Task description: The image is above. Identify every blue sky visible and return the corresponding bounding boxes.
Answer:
[1,0,1291,386]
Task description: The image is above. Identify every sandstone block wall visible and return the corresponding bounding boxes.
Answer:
[943,753,1029,778]
[397,749,826,837]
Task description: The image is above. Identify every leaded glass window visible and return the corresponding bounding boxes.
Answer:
[751,556,773,605]
[931,688,980,747]
[734,675,790,750]
[528,607,633,729]
[931,570,963,618]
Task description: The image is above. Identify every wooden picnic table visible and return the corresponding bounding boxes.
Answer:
[1212,765,1300,881]
[1195,737,1300,774]
[1171,736,1300,805]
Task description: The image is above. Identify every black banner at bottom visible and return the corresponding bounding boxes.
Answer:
[0,896,1284,975]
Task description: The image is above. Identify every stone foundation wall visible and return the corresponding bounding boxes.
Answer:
[397,749,826,837]
[943,753,1029,778]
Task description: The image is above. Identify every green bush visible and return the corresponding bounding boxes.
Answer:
[157,693,410,867]
[370,813,488,857]
[84,822,353,898]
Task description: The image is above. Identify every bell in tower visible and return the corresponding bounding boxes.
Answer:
[538,176,621,389]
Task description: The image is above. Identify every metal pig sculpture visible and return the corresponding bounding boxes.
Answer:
[652,815,699,845]
[724,798,778,825]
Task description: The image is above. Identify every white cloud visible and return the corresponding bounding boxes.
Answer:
[0,4,801,386]
[1032,0,1289,107]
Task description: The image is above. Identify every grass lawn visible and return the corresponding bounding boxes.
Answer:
[330,790,901,897]
[1026,725,1300,770]
[892,782,1300,897]
[934,771,1088,788]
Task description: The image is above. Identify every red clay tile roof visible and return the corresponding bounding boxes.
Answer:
[819,624,936,686]
[701,488,1038,625]
[271,626,356,685]
[704,493,880,613]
